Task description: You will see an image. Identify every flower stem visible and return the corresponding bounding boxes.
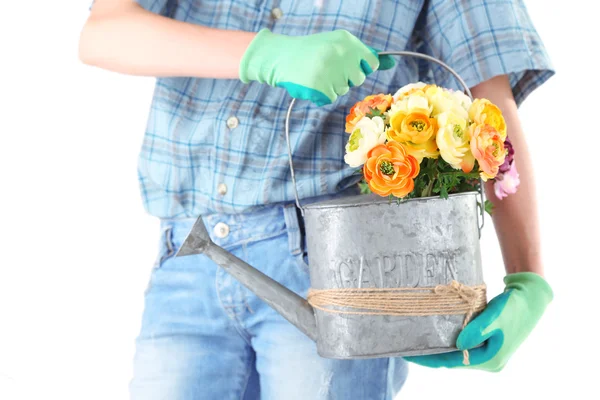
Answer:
[422,178,435,197]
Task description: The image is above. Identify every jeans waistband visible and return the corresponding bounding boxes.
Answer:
[160,202,303,255]
[159,185,360,255]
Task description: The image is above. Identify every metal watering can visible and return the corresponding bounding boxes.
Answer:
[177,51,486,359]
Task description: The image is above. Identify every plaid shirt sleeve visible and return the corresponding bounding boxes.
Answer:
[89,0,174,15]
[417,0,554,106]
[135,0,175,15]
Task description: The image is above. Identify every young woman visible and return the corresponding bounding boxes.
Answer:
[79,1,554,398]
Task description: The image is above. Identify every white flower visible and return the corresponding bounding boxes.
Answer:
[452,90,472,112]
[344,116,386,168]
[393,82,427,100]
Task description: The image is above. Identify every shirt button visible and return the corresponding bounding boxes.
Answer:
[214,222,230,239]
[226,116,239,129]
[271,7,283,20]
[217,183,227,196]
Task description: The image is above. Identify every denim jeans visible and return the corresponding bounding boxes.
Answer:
[129,201,409,399]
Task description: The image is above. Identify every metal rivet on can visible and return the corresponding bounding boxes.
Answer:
[226,116,239,129]
[271,7,283,20]
[217,183,227,196]
[213,222,230,238]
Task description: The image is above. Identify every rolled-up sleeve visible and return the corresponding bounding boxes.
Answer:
[137,0,172,14]
[417,0,554,106]
[89,0,174,16]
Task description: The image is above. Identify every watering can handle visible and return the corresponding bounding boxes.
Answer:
[284,50,485,237]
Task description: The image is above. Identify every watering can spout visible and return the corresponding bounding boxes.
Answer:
[176,216,318,342]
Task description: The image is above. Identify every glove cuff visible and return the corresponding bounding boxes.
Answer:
[504,271,554,306]
[239,28,280,84]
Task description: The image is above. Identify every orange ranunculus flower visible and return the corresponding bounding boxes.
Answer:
[469,123,506,181]
[345,94,393,133]
[388,111,437,144]
[363,141,420,198]
[469,99,507,140]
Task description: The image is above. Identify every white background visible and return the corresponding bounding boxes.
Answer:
[1,1,598,399]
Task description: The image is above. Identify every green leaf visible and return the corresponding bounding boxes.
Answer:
[367,108,384,118]
[484,199,494,216]
[437,157,450,170]
[440,184,448,199]
[358,181,371,194]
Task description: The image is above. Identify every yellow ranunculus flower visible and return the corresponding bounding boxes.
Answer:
[388,111,437,144]
[402,137,440,163]
[436,111,475,172]
[424,85,469,119]
[469,99,507,140]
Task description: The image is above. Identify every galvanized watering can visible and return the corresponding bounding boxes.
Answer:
[177,51,486,359]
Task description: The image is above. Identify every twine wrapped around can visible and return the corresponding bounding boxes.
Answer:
[307,281,486,364]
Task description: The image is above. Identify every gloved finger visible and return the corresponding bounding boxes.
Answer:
[359,46,380,75]
[360,59,375,76]
[404,350,467,368]
[335,84,350,97]
[460,331,505,367]
[404,333,503,369]
[366,46,396,70]
[314,84,337,106]
[348,68,367,88]
[378,54,396,70]
[457,291,511,350]
[276,82,335,106]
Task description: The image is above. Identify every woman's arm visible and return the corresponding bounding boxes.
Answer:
[471,74,544,277]
[78,0,255,78]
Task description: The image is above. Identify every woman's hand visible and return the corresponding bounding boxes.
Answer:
[239,29,395,106]
[405,272,553,371]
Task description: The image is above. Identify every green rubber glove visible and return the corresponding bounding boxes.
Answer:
[405,272,553,372]
[239,28,395,106]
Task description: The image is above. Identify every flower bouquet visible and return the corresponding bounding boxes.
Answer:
[344,82,519,210]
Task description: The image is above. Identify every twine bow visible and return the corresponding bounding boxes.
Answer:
[434,280,483,365]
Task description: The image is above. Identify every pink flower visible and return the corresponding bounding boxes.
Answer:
[494,161,520,199]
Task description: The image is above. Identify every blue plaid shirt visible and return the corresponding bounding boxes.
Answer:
[132,0,553,218]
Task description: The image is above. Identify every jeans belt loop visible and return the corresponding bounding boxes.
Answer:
[283,203,303,256]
